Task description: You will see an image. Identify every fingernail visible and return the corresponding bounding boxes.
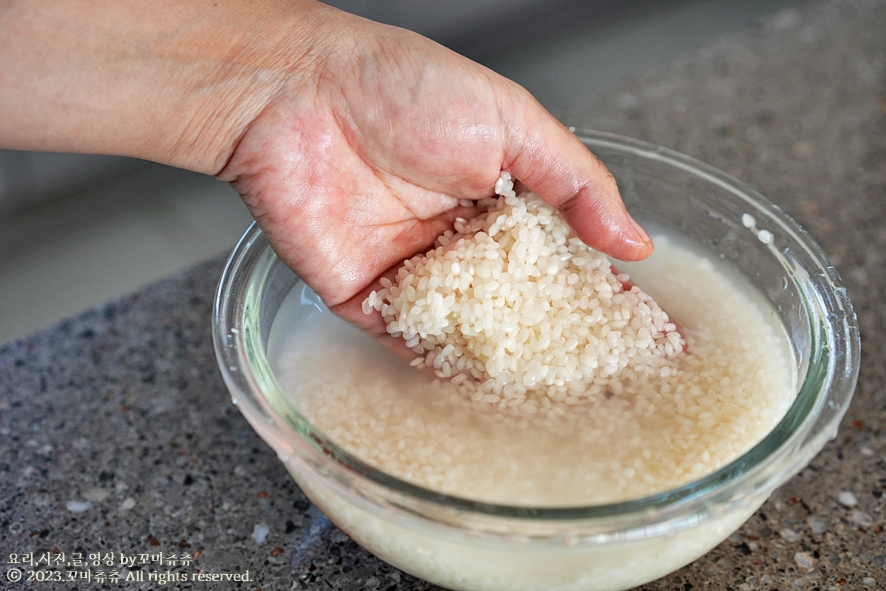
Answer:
[629,215,653,246]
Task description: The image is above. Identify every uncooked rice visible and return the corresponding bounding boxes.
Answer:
[363,172,686,405]
[270,174,793,505]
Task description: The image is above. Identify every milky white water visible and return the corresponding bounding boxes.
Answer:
[269,235,795,507]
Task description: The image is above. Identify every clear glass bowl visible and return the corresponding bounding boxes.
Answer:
[212,130,859,591]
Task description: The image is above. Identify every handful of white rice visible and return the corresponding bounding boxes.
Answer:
[363,173,685,403]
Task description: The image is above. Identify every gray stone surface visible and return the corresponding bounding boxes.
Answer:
[2,0,885,589]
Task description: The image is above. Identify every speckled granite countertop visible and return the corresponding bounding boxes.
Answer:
[2,0,884,589]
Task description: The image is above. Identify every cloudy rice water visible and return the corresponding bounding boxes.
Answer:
[270,175,794,506]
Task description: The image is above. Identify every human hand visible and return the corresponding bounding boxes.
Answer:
[216,3,652,336]
[0,0,652,338]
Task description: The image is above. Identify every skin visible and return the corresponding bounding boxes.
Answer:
[0,0,653,338]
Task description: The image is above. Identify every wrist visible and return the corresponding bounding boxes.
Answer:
[154,0,339,174]
[0,0,333,174]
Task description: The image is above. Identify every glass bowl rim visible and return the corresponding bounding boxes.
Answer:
[213,129,860,527]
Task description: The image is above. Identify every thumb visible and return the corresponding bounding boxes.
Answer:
[502,97,653,261]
